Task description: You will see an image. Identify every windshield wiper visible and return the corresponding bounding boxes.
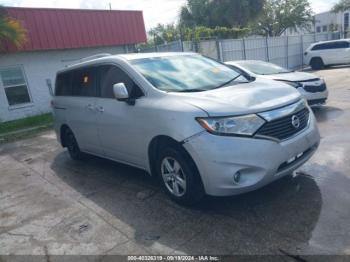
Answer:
[276,71,292,74]
[177,89,207,93]
[214,74,243,89]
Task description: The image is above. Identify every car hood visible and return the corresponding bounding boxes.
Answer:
[261,71,319,82]
[173,78,301,117]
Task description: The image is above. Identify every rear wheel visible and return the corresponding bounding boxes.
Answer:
[310,58,324,70]
[65,129,84,160]
[156,146,205,206]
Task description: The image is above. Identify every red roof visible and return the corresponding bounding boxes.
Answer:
[3,7,147,53]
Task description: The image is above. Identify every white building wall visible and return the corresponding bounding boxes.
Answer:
[0,45,126,122]
[314,11,343,32]
[283,10,350,36]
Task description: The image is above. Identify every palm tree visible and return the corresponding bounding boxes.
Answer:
[0,6,27,49]
[332,0,350,13]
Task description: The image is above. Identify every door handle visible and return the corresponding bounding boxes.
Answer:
[96,106,104,113]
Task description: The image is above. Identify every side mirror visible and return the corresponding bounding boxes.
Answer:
[113,83,129,101]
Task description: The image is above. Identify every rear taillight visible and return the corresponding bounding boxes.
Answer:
[50,100,54,108]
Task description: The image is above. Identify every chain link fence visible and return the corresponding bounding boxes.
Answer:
[139,32,343,69]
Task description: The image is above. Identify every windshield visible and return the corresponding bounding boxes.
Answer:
[237,61,292,75]
[130,55,248,92]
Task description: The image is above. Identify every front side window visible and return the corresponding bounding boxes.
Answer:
[130,55,247,92]
[99,65,143,99]
[0,67,31,106]
[236,61,291,75]
[55,72,72,96]
[312,42,336,50]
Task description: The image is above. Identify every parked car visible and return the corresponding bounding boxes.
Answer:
[225,60,328,106]
[53,53,320,205]
[304,39,350,70]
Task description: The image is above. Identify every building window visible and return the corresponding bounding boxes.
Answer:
[345,13,349,30]
[0,67,31,106]
[322,25,328,32]
[316,26,321,33]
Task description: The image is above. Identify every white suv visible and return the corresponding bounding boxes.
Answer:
[53,53,320,205]
[304,39,350,70]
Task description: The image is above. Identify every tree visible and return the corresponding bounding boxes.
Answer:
[179,0,265,28]
[254,0,313,37]
[332,0,350,13]
[0,6,27,49]
[180,0,211,28]
[148,24,181,45]
[145,23,250,47]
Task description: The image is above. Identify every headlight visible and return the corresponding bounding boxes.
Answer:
[196,114,265,136]
[282,81,302,88]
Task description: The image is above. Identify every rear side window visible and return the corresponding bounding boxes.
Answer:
[71,68,97,97]
[55,72,72,96]
[336,41,350,48]
[312,41,349,51]
[99,65,143,99]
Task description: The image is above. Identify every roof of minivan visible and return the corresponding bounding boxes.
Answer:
[118,52,196,60]
[58,52,197,73]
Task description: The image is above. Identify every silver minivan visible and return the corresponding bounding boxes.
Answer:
[53,53,320,205]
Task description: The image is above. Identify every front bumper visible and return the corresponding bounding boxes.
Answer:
[297,87,328,105]
[183,112,320,196]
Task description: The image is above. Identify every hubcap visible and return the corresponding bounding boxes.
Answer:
[161,157,186,197]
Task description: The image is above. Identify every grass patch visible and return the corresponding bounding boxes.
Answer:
[0,126,52,144]
[0,113,53,135]
[0,113,54,144]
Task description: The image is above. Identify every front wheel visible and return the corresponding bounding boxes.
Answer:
[310,58,324,70]
[157,146,205,206]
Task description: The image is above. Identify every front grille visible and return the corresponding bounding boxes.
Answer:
[256,108,310,141]
[303,83,327,93]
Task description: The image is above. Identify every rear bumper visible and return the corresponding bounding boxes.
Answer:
[183,112,320,196]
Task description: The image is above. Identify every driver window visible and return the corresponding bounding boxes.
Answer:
[99,65,143,99]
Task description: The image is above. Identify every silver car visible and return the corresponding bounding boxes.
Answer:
[225,60,329,106]
[53,53,320,205]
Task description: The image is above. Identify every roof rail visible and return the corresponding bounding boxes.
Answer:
[79,53,112,63]
[65,53,112,68]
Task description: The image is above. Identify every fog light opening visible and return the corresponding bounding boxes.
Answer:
[233,171,241,184]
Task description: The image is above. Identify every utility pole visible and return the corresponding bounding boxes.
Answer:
[109,3,112,10]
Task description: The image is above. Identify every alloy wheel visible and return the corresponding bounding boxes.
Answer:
[161,157,187,197]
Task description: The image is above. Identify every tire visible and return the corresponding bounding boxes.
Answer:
[310,58,324,70]
[156,146,205,206]
[65,129,85,160]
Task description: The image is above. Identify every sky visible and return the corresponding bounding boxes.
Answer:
[0,0,340,30]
